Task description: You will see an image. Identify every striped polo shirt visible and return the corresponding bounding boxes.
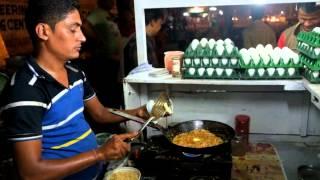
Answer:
[0,57,100,179]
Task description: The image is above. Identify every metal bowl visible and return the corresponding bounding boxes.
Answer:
[104,167,141,180]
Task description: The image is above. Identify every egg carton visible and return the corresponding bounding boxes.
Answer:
[182,67,240,79]
[304,69,320,84]
[240,68,301,80]
[183,57,240,68]
[299,53,320,71]
[297,31,320,47]
[297,41,320,59]
[239,56,302,69]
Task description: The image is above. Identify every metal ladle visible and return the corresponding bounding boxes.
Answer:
[126,92,173,142]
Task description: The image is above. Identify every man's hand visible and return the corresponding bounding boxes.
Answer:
[135,105,150,120]
[96,132,138,161]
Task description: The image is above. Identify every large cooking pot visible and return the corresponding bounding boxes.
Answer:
[152,120,235,154]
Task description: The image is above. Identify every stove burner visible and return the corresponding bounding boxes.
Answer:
[132,135,232,180]
[182,152,202,158]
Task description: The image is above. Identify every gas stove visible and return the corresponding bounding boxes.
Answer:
[130,135,232,180]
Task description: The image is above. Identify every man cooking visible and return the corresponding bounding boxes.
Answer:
[0,0,150,179]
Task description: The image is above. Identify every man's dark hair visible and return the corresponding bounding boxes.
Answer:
[25,0,79,47]
[145,9,164,25]
[251,6,264,21]
[298,2,320,13]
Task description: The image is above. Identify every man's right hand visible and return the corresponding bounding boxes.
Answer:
[96,132,138,161]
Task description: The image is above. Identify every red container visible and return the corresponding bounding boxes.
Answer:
[235,114,250,135]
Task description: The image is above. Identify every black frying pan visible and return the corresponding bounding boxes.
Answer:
[152,120,235,154]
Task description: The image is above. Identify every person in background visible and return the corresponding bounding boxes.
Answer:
[242,6,277,48]
[0,0,150,179]
[278,2,320,50]
[123,9,164,76]
[86,0,123,109]
[117,0,135,40]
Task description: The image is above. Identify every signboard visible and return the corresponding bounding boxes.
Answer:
[0,0,31,56]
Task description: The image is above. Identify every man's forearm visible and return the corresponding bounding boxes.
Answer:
[16,148,103,180]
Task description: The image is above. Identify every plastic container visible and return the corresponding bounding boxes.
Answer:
[164,51,184,74]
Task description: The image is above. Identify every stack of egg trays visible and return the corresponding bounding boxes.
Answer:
[182,41,241,79]
[183,46,240,68]
[239,55,302,68]
[304,69,320,83]
[297,31,320,59]
[297,31,320,49]
[297,30,320,83]
[240,67,301,80]
[183,67,240,79]
[300,54,320,71]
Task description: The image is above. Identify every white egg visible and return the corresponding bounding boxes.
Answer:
[265,44,273,52]
[260,52,270,65]
[216,68,224,76]
[189,68,196,75]
[313,71,319,78]
[216,39,224,45]
[206,68,215,76]
[248,69,255,77]
[270,51,281,65]
[222,58,228,65]
[225,45,234,55]
[224,38,233,45]
[242,54,251,65]
[312,27,320,34]
[256,44,264,52]
[258,68,265,77]
[239,48,248,56]
[203,58,210,66]
[184,58,191,65]
[267,68,275,76]
[314,48,320,56]
[198,68,206,76]
[216,45,225,56]
[194,58,201,66]
[277,68,285,77]
[191,39,200,50]
[282,47,291,53]
[288,68,295,76]
[292,53,299,64]
[282,54,290,65]
[211,58,219,65]
[208,39,216,49]
[225,69,233,76]
[248,47,257,54]
[200,38,208,47]
[251,53,260,65]
[231,58,238,65]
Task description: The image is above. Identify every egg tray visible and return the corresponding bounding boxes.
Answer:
[297,31,320,47]
[299,54,320,71]
[183,58,240,68]
[182,67,240,79]
[239,56,302,69]
[240,68,301,80]
[184,46,239,59]
[297,41,320,59]
[303,69,320,83]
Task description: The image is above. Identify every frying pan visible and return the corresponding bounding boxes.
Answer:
[152,120,235,154]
